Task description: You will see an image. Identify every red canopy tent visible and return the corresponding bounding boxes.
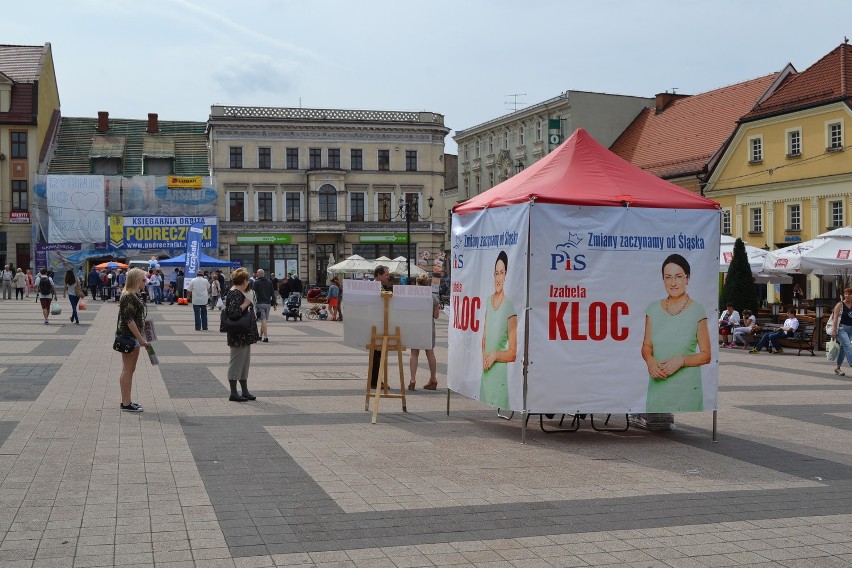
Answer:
[448,129,721,439]
[454,128,717,213]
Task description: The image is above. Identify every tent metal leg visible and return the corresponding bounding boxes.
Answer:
[712,409,718,443]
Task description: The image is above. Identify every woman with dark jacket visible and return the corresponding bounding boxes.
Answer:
[224,267,259,402]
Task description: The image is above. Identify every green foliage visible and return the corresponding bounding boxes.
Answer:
[721,238,760,315]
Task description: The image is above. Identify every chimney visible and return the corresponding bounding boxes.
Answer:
[147,113,159,134]
[654,92,689,114]
[97,111,109,132]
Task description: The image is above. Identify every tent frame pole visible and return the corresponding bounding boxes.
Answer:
[521,199,534,444]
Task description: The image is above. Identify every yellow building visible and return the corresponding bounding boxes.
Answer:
[706,42,852,303]
[0,43,61,270]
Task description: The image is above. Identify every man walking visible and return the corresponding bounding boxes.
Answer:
[186,273,210,331]
[0,265,12,299]
[88,266,99,300]
[252,269,276,342]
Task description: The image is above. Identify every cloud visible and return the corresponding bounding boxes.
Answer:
[212,54,300,100]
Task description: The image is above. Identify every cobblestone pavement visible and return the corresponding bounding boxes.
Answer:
[0,297,850,567]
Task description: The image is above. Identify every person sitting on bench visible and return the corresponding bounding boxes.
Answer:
[750,307,798,354]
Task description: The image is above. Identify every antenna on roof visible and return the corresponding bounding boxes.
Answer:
[845,36,849,44]
[671,88,679,94]
[505,93,527,111]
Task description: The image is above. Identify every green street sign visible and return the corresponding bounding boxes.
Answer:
[360,233,409,243]
[236,234,292,244]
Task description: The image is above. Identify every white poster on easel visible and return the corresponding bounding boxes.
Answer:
[342,279,383,349]
[390,285,434,349]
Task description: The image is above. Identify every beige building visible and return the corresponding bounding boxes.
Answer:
[207,106,450,286]
[449,90,652,253]
[0,43,61,270]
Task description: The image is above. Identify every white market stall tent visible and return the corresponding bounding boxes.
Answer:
[448,129,721,434]
[720,235,767,274]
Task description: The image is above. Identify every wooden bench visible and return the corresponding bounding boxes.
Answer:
[777,323,815,356]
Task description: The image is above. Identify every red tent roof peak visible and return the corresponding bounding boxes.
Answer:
[454,129,719,214]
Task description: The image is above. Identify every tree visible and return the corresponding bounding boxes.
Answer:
[721,238,759,315]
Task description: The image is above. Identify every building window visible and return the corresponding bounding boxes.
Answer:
[475,175,480,192]
[377,192,393,221]
[229,192,245,222]
[721,209,731,235]
[464,145,469,161]
[750,207,762,233]
[11,180,27,210]
[258,147,271,169]
[229,146,243,169]
[318,184,336,220]
[489,136,494,154]
[475,142,481,158]
[787,204,801,231]
[748,136,763,163]
[10,132,27,159]
[350,193,365,222]
[828,121,844,150]
[405,150,417,171]
[464,177,469,195]
[351,149,363,170]
[519,126,525,146]
[378,150,390,171]
[257,191,273,222]
[830,200,844,228]
[536,121,542,141]
[144,157,173,175]
[286,148,299,169]
[786,128,801,157]
[488,171,494,188]
[503,132,509,149]
[309,148,322,169]
[328,148,340,169]
[285,192,301,221]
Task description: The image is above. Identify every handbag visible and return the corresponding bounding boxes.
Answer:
[50,304,62,315]
[113,335,136,353]
[220,305,256,333]
[78,299,87,311]
[827,337,840,361]
[826,314,836,336]
[215,297,224,309]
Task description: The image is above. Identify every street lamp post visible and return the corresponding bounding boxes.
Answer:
[398,196,434,281]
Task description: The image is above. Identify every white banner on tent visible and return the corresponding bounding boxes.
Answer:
[447,204,529,410]
[46,175,106,244]
[527,205,719,414]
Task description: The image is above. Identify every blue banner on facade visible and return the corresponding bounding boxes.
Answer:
[184,222,204,284]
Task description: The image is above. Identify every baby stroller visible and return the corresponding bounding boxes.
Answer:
[283,292,303,321]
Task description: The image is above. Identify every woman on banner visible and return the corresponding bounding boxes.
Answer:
[642,254,711,412]
[480,250,517,408]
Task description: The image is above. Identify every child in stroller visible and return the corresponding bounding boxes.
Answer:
[283,292,303,321]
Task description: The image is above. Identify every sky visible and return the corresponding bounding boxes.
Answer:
[4,1,852,154]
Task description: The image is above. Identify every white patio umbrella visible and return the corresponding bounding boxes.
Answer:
[762,238,828,274]
[796,227,852,274]
[327,254,376,275]
[719,236,767,274]
[386,257,427,277]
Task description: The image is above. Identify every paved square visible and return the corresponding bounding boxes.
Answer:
[0,298,850,566]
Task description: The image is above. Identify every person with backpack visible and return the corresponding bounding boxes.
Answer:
[35,268,58,325]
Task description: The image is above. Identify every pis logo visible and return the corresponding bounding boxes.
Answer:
[452,235,464,269]
[550,233,587,271]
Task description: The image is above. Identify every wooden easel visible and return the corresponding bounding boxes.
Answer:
[364,291,407,423]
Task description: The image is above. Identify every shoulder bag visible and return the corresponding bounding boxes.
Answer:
[113,296,142,353]
[220,304,256,333]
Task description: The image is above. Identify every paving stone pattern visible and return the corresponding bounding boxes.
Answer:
[0,299,850,567]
